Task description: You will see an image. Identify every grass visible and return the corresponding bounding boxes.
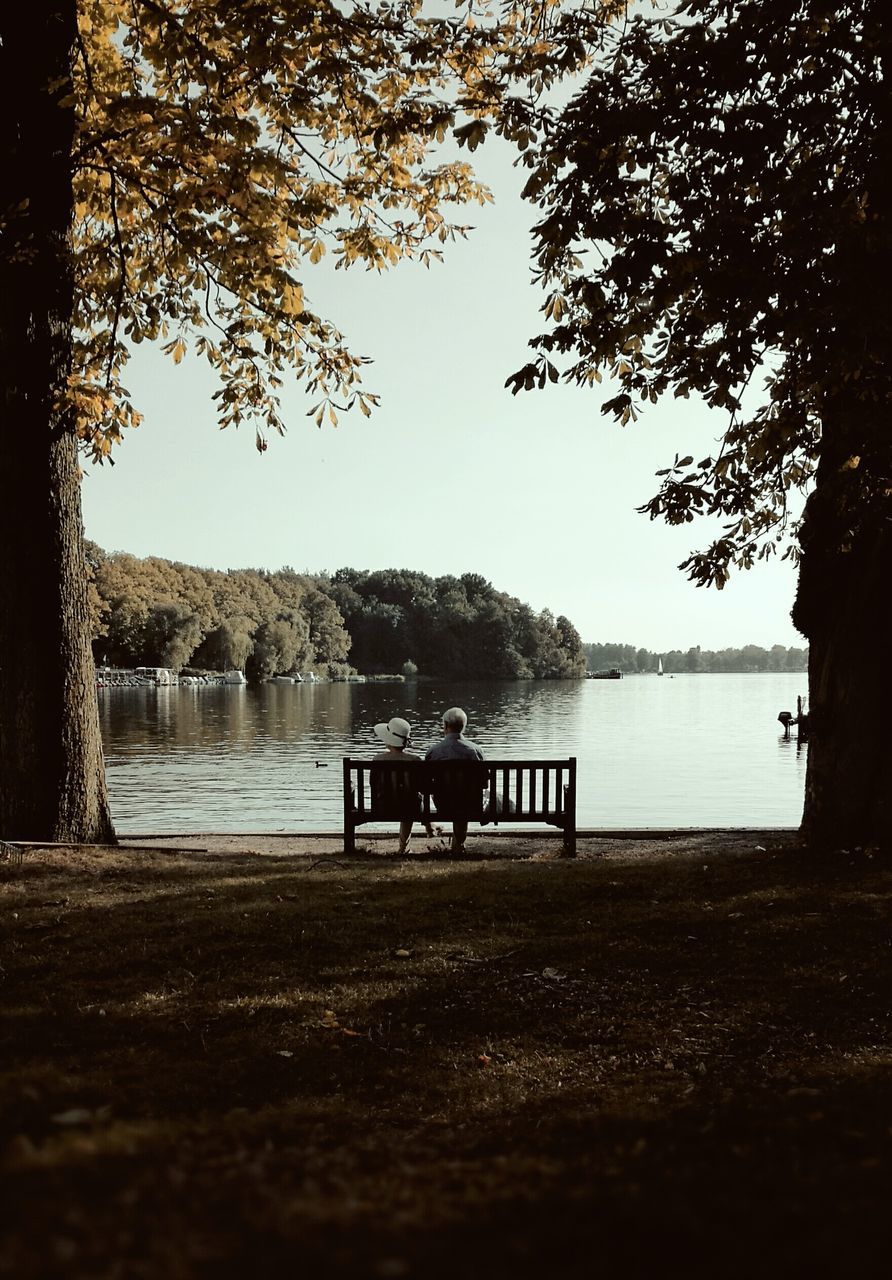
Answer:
[2,837,892,1278]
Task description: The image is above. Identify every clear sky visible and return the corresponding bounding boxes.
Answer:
[80,138,806,653]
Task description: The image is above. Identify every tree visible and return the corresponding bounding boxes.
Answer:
[0,0,593,842]
[141,602,203,671]
[555,614,586,677]
[511,0,891,847]
[299,585,350,672]
[249,617,308,681]
[0,6,115,842]
[193,616,255,674]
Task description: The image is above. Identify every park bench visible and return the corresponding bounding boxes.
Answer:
[342,757,577,856]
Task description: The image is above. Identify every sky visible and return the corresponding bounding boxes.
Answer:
[80,138,806,653]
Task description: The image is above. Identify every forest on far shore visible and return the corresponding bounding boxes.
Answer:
[84,547,805,683]
[584,642,808,675]
[86,547,587,681]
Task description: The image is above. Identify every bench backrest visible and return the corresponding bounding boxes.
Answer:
[344,758,576,823]
[481,760,575,822]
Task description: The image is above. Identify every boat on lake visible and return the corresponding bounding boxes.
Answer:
[135,666,176,686]
[587,668,623,680]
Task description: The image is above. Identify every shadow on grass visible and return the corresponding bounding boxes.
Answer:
[2,843,892,1276]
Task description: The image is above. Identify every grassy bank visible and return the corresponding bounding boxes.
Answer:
[2,837,891,1277]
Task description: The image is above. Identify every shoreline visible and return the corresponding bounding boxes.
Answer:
[28,827,802,862]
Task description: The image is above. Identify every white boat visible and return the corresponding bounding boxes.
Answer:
[224,670,247,684]
[269,676,294,684]
[135,666,175,686]
[657,658,664,676]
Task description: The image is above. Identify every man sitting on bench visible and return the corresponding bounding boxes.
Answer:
[424,706,487,855]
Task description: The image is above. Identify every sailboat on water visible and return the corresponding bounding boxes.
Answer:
[657,657,664,676]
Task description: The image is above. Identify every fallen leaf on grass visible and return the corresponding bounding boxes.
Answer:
[51,1106,111,1126]
[477,1054,492,1067]
[276,1050,294,1058]
[319,1010,364,1037]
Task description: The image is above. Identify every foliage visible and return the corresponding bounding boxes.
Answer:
[64,0,615,460]
[331,566,586,678]
[87,548,587,678]
[508,0,890,587]
[88,545,350,675]
[583,641,808,675]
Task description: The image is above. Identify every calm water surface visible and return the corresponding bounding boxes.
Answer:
[99,675,808,833]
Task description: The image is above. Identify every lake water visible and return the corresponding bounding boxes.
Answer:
[99,674,808,833]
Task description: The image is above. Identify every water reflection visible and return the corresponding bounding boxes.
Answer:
[100,675,808,833]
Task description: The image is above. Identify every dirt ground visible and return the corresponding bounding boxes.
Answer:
[115,825,790,862]
[3,828,892,1279]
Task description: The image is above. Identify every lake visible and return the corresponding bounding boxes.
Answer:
[98,674,808,833]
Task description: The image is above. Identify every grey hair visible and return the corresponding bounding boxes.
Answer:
[442,706,468,732]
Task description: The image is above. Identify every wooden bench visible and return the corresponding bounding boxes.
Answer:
[342,757,577,856]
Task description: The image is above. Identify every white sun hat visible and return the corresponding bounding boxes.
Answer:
[374,716,412,749]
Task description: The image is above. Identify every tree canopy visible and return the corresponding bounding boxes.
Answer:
[509,0,889,587]
[64,0,610,458]
[86,549,587,680]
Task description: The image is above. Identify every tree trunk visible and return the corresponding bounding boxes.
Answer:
[0,5,115,843]
[793,410,892,850]
[794,19,892,852]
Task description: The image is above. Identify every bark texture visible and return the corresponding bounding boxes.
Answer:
[0,4,115,842]
[793,354,892,850]
[795,495,892,849]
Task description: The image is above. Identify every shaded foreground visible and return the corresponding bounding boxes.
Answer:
[2,834,892,1277]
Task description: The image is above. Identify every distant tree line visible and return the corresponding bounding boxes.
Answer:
[86,547,586,681]
[584,643,808,675]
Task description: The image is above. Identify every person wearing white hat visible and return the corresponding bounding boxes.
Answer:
[373,716,433,854]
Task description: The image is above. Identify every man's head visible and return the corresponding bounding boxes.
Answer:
[442,707,468,735]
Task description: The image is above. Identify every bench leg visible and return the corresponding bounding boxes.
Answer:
[562,767,577,856]
[343,761,357,855]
